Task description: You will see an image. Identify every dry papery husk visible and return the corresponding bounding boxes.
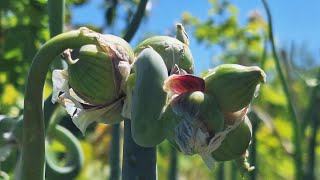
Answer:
[174,111,249,169]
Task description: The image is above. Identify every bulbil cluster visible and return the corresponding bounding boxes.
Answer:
[52,25,266,172]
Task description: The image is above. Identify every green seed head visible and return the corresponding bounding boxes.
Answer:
[171,91,224,134]
[135,36,194,73]
[67,35,134,106]
[204,64,266,112]
[131,48,169,147]
[211,116,252,161]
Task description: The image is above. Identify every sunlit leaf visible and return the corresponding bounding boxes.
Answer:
[260,85,287,106]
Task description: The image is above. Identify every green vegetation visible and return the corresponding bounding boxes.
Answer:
[0,0,319,180]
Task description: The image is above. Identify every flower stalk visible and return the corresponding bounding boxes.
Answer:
[22,28,104,180]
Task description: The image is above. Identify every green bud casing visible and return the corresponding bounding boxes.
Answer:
[135,36,194,73]
[131,48,168,147]
[67,35,133,106]
[204,64,266,112]
[171,91,224,135]
[211,116,252,161]
[68,45,118,105]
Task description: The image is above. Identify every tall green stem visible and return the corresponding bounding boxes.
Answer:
[216,163,225,180]
[48,0,66,70]
[302,68,320,134]
[248,112,260,180]
[123,0,148,41]
[305,110,319,180]
[261,0,302,179]
[109,123,121,180]
[122,120,157,180]
[22,28,101,180]
[121,0,152,179]
[48,0,64,37]
[304,69,320,179]
[44,0,66,130]
[168,146,178,180]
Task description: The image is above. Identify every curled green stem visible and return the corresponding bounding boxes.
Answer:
[22,28,102,180]
[45,125,83,180]
[261,0,302,179]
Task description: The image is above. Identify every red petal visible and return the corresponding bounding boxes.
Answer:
[163,75,205,95]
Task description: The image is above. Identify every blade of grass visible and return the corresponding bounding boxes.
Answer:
[304,66,320,179]
[261,0,302,179]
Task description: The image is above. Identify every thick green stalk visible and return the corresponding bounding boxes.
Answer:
[109,0,149,174]
[304,70,320,179]
[168,146,178,180]
[109,123,121,180]
[22,29,100,180]
[48,0,66,70]
[216,163,225,180]
[122,120,157,180]
[46,1,84,178]
[261,0,302,179]
[305,110,319,180]
[302,68,320,134]
[44,0,65,130]
[248,112,260,180]
[48,0,64,37]
[121,0,153,179]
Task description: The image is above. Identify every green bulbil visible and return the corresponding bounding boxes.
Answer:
[175,23,189,47]
[135,36,194,73]
[171,91,224,134]
[68,44,119,105]
[211,116,252,161]
[101,34,135,64]
[204,64,266,112]
[67,34,134,106]
[131,48,168,147]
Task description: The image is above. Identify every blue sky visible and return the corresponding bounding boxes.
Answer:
[71,0,320,74]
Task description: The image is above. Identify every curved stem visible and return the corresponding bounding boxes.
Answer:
[22,28,101,180]
[45,0,65,131]
[261,0,302,179]
[45,125,83,180]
